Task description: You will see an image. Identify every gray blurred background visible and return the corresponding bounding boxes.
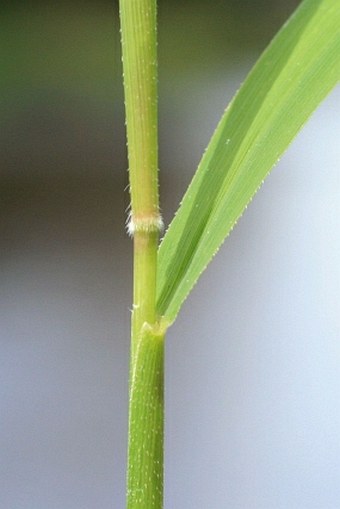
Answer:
[1,1,339,508]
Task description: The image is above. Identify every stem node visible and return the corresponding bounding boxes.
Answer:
[127,213,164,237]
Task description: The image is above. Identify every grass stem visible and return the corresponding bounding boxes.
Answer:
[119,0,164,507]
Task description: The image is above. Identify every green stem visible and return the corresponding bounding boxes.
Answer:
[127,327,164,509]
[119,0,164,507]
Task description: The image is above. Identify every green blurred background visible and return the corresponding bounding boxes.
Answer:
[2,2,340,508]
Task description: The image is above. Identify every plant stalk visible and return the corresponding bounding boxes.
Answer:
[119,0,164,507]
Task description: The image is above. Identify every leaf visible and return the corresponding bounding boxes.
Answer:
[156,0,340,325]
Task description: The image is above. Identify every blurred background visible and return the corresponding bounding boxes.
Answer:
[1,1,339,508]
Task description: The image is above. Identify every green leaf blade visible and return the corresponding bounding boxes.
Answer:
[157,0,340,324]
